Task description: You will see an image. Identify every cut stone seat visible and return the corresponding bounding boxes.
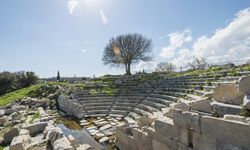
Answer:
[146,96,174,105]
[82,102,113,107]
[77,97,114,100]
[109,114,125,118]
[191,110,212,116]
[211,81,237,86]
[124,116,136,124]
[113,103,137,107]
[159,84,193,88]
[87,110,109,114]
[159,91,186,97]
[110,110,128,116]
[194,90,213,97]
[239,71,250,75]
[85,106,111,110]
[142,100,167,110]
[186,94,204,101]
[150,94,178,102]
[116,99,141,103]
[203,85,216,91]
[210,101,242,116]
[79,100,114,104]
[164,88,192,93]
[133,108,152,116]
[219,76,241,82]
[84,114,107,118]
[137,104,159,113]
[128,112,141,120]
[112,106,134,111]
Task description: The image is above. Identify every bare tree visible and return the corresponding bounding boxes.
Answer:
[188,56,208,70]
[155,62,176,73]
[102,33,153,75]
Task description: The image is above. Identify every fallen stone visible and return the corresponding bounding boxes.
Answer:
[19,129,29,135]
[99,124,112,131]
[243,95,250,110]
[94,132,105,139]
[239,76,250,95]
[9,135,31,150]
[53,136,74,150]
[76,144,92,150]
[98,136,109,143]
[23,122,47,136]
[4,127,19,144]
[211,101,242,116]
[213,84,244,105]
[44,125,64,144]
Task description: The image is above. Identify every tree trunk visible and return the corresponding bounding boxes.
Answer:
[127,63,131,75]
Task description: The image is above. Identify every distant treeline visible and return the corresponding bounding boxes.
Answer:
[0,71,38,95]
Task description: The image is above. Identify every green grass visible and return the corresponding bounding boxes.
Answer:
[0,84,41,106]
[29,111,40,123]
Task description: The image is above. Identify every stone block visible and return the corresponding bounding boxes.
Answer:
[152,139,171,150]
[173,109,200,133]
[9,135,30,150]
[191,99,212,113]
[239,76,250,95]
[115,130,130,150]
[4,127,19,144]
[216,139,249,150]
[170,102,190,111]
[53,136,74,150]
[243,95,250,110]
[23,122,47,136]
[201,116,250,149]
[155,116,189,146]
[211,101,242,116]
[193,133,216,150]
[213,84,244,105]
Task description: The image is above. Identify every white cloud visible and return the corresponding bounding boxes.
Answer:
[191,7,250,64]
[160,29,192,58]
[160,7,250,67]
[81,49,87,53]
[135,61,158,72]
[84,40,89,44]
[67,0,79,15]
[100,10,108,24]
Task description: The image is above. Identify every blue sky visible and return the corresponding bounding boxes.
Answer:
[0,0,250,78]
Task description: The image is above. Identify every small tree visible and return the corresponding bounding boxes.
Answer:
[188,56,208,70]
[102,33,153,75]
[155,62,176,73]
[57,71,60,81]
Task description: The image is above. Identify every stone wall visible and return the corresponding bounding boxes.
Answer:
[58,95,84,119]
[115,109,250,150]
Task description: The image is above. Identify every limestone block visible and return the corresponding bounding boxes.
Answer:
[243,95,250,110]
[170,102,190,111]
[19,129,29,136]
[23,122,47,136]
[211,101,242,116]
[155,116,189,146]
[201,116,250,149]
[213,84,244,105]
[115,129,130,150]
[137,115,155,127]
[152,139,171,150]
[4,127,19,144]
[163,108,174,118]
[224,115,247,123]
[239,76,250,95]
[173,109,200,133]
[191,99,212,113]
[192,133,216,150]
[53,136,74,150]
[9,135,30,150]
[216,139,249,150]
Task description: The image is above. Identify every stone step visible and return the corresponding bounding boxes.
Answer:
[128,112,141,120]
[84,114,107,118]
[133,108,152,116]
[85,106,111,110]
[110,110,128,115]
[186,94,204,101]
[203,86,216,91]
[142,100,166,110]
[137,104,159,113]
[82,102,113,107]
[113,103,137,107]
[194,90,213,97]
[210,101,242,117]
[124,116,136,124]
[146,97,173,106]
[87,110,109,114]
[150,94,178,102]
[112,106,133,111]
[211,81,237,86]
